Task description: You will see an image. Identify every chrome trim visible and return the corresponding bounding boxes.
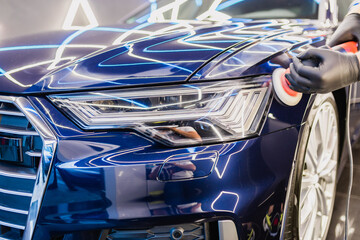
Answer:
[0,164,36,180]
[0,237,20,240]
[0,96,57,240]
[0,188,33,197]
[25,151,42,158]
[0,205,28,215]
[0,110,25,116]
[0,127,38,136]
[14,97,55,140]
[0,220,25,230]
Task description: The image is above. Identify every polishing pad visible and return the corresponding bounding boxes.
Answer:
[272,68,302,106]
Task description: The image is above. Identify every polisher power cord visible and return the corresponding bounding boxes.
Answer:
[344,84,353,240]
[331,41,356,240]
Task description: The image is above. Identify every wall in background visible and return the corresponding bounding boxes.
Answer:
[0,0,148,40]
[338,0,354,20]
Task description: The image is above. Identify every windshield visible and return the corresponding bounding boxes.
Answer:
[127,0,319,23]
[218,0,319,19]
[0,0,319,40]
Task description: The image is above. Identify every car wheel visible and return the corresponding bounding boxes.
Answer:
[283,93,339,240]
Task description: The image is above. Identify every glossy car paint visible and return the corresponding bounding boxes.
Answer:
[29,95,300,239]
[0,0,349,239]
[0,20,325,94]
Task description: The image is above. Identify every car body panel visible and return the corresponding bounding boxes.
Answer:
[29,96,299,240]
[0,22,243,93]
[0,1,352,239]
[0,20,326,94]
[0,20,326,239]
[27,85,307,239]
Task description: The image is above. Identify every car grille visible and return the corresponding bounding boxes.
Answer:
[0,101,43,236]
[106,223,208,240]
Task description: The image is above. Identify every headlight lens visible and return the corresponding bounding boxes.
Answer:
[49,77,271,146]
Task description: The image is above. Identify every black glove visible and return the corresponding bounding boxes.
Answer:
[285,48,360,94]
[328,13,360,47]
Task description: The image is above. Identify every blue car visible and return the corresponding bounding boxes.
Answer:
[0,0,356,239]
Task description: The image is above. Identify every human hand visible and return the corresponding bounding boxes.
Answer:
[286,48,360,93]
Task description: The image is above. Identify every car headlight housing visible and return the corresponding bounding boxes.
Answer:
[49,77,271,146]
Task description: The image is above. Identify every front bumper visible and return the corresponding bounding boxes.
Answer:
[19,96,301,240]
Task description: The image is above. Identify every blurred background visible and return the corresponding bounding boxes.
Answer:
[0,0,146,39]
[0,0,354,40]
[0,0,359,239]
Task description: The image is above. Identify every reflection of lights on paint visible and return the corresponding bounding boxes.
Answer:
[4,59,72,76]
[112,22,153,45]
[211,191,239,213]
[63,0,98,30]
[0,41,105,85]
[124,44,199,75]
[268,113,276,120]
[48,28,97,70]
[0,66,30,88]
[113,21,199,46]
[103,146,151,164]
[214,141,248,179]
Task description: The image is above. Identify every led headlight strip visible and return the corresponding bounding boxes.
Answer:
[49,77,271,146]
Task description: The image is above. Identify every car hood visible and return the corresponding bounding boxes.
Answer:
[0,20,325,94]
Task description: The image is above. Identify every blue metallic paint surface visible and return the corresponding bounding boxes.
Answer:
[24,87,306,239]
[0,20,326,94]
[29,96,299,239]
[0,7,342,240]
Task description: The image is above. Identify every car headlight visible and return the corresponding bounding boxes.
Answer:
[49,77,271,146]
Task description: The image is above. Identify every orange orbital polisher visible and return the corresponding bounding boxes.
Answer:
[272,41,358,106]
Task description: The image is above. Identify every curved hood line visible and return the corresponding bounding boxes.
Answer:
[185,29,292,81]
[0,20,324,94]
